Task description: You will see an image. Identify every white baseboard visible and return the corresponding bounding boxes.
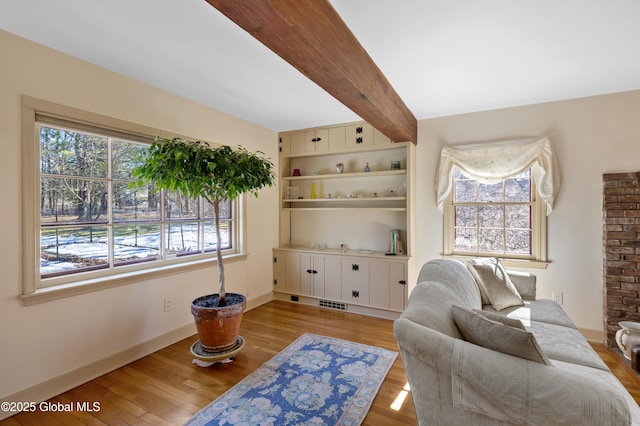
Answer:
[580,327,605,343]
[0,322,196,421]
[0,292,273,420]
[246,291,274,311]
[0,294,276,421]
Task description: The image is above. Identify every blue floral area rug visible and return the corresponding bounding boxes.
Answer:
[186,333,398,426]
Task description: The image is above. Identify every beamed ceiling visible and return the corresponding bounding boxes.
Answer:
[1,1,640,144]
[205,0,417,143]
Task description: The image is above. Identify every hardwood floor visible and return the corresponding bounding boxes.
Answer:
[591,342,640,405]
[2,300,639,425]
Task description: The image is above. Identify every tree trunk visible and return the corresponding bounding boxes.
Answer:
[213,199,226,305]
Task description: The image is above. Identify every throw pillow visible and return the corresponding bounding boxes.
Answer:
[466,257,523,311]
[472,308,525,330]
[451,304,552,365]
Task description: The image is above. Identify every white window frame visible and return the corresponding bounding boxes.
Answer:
[443,167,548,269]
[21,96,247,305]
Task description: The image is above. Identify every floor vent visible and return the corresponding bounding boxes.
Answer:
[319,300,347,311]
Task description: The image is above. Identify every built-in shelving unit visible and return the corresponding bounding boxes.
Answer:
[273,120,415,319]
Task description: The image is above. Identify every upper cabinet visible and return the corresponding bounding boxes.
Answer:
[281,126,348,155]
[280,121,392,155]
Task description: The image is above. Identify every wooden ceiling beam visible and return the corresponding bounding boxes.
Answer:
[204,0,417,143]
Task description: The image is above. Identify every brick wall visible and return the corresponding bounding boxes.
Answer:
[603,172,640,347]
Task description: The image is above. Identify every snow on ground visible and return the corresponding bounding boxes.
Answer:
[40,225,228,275]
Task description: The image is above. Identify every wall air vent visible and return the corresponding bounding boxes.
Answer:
[319,300,347,311]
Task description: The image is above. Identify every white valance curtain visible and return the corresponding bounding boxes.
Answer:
[435,136,560,215]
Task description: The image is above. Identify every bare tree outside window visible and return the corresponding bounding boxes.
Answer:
[452,168,533,257]
[39,125,234,280]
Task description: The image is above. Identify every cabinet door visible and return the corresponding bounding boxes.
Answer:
[284,252,302,294]
[323,255,342,300]
[290,131,306,154]
[304,128,329,152]
[373,127,392,146]
[369,261,390,309]
[328,126,346,151]
[279,133,291,155]
[299,253,313,296]
[341,258,370,304]
[311,255,325,298]
[389,262,407,310]
[273,251,286,291]
[346,123,374,149]
[369,260,407,310]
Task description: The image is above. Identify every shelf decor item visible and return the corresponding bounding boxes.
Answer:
[336,163,344,174]
[364,162,371,172]
[391,160,400,170]
[286,186,299,199]
[132,137,276,354]
[292,168,301,176]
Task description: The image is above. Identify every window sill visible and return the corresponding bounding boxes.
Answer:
[21,253,248,306]
[442,254,549,270]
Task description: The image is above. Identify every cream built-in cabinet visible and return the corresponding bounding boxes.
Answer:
[274,120,415,319]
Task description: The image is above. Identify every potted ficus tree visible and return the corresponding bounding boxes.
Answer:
[131,137,276,352]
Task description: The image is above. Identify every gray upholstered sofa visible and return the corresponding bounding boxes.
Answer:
[394,258,640,425]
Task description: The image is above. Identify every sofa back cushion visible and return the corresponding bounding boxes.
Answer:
[401,259,482,338]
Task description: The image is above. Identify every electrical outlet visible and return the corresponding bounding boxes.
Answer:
[552,291,563,305]
[164,298,173,312]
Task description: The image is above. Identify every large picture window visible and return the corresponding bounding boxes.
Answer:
[39,124,234,281]
[22,97,242,304]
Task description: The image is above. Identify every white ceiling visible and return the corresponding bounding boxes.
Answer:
[2,0,640,132]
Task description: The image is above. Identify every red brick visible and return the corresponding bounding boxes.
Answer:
[605,202,638,210]
[607,303,638,313]
[603,172,640,181]
[608,232,637,239]
[606,275,637,283]
[606,261,638,269]
[620,180,640,188]
[621,283,640,291]
[608,246,635,254]
[606,218,637,225]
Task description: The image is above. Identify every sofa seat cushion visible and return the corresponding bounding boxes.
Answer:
[483,299,578,329]
[524,321,609,371]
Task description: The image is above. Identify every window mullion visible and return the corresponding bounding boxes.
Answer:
[502,181,507,255]
[107,138,114,268]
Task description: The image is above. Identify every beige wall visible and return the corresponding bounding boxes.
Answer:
[0,30,278,402]
[415,89,640,335]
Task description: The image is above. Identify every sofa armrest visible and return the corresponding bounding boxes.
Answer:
[508,270,536,300]
[394,318,632,425]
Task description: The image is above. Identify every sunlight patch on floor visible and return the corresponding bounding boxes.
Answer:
[391,382,411,411]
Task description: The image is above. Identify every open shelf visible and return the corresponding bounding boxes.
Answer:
[282,170,405,181]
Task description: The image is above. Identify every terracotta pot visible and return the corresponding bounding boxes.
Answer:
[191,293,246,352]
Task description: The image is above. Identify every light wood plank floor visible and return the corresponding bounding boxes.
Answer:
[2,300,639,425]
